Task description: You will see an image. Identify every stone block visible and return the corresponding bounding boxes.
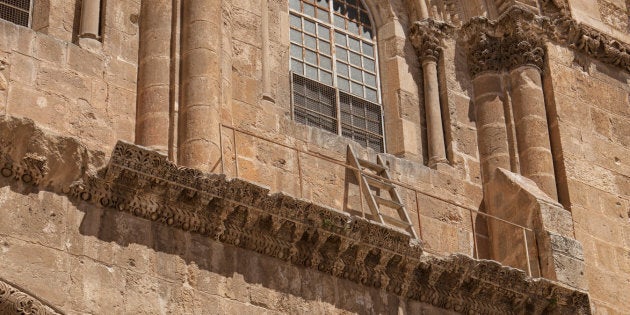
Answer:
[34,34,67,64]
[9,52,37,84]
[67,44,105,78]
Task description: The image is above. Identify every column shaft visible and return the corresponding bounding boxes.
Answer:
[79,0,101,39]
[509,65,558,199]
[135,0,172,153]
[472,72,511,185]
[178,0,222,171]
[422,59,447,166]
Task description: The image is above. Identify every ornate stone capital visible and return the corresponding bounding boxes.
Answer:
[409,19,454,62]
[463,4,630,75]
[464,8,546,76]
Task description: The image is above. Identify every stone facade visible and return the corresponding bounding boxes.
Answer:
[0,0,627,314]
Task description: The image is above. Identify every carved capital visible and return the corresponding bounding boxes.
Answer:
[410,19,454,62]
[464,7,546,76]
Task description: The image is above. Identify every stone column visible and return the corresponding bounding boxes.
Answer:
[178,0,222,171]
[135,0,172,154]
[472,72,511,184]
[410,20,451,167]
[78,0,101,48]
[509,65,558,199]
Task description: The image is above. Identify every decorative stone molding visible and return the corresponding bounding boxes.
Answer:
[409,19,454,62]
[53,142,590,314]
[0,116,592,314]
[0,279,62,315]
[462,7,546,76]
[461,4,630,75]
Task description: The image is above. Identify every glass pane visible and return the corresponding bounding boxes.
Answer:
[291,59,304,75]
[365,88,377,100]
[354,117,366,129]
[306,64,318,79]
[335,32,346,46]
[362,27,373,40]
[289,0,301,11]
[338,77,349,91]
[316,0,328,8]
[290,14,301,28]
[318,25,330,40]
[362,42,374,56]
[336,47,348,61]
[317,8,329,22]
[290,44,302,59]
[368,120,381,133]
[350,66,362,81]
[349,51,361,66]
[303,3,315,17]
[304,19,316,34]
[347,6,358,21]
[320,71,332,85]
[351,81,363,96]
[318,40,331,55]
[360,11,371,26]
[365,73,376,86]
[290,29,302,43]
[305,49,317,64]
[364,58,375,71]
[304,34,317,49]
[336,62,348,76]
[349,37,360,52]
[320,55,332,70]
[348,20,360,34]
[334,14,345,29]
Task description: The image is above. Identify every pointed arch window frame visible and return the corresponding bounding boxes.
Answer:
[289,0,386,152]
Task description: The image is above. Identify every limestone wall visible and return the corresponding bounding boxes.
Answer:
[0,0,139,153]
[547,43,630,314]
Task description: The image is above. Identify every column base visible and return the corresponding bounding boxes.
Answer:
[78,37,102,52]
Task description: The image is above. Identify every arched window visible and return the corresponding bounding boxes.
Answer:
[0,0,32,27]
[289,0,384,152]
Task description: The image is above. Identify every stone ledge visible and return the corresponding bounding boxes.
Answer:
[0,116,591,314]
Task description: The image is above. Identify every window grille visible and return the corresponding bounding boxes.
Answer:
[289,0,384,152]
[0,0,32,27]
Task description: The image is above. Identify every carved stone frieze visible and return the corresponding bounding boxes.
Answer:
[0,140,585,315]
[0,279,62,315]
[409,19,454,62]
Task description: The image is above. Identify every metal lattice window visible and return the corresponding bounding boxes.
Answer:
[289,0,384,152]
[0,0,32,27]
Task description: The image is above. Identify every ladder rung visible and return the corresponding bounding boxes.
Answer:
[381,214,412,227]
[364,176,395,190]
[358,158,386,173]
[374,195,403,209]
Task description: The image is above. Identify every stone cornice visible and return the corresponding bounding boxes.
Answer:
[52,141,588,314]
[0,279,62,315]
[0,115,591,314]
[409,18,454,62]
[459,4,630,76]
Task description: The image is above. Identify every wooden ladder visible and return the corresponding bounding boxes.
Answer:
[346,145,419,239]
